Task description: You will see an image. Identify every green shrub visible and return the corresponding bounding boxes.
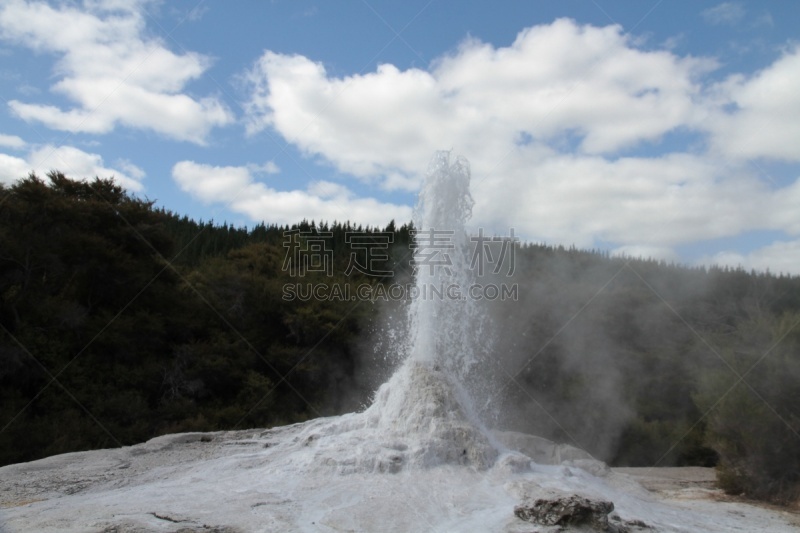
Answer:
[696,313,800,504]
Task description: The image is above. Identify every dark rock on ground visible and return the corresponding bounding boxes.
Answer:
[514,494,618,531]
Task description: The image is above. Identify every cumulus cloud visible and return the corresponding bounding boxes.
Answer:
[0,134,26,149]
[172,161,411,227]
[0,143,145,191]
[0,0,233,143]
[0,154,31,184]
[702,239,800,276]
[239,17,800,261]
[243,19,715,184]
[468,150,798,249]
[705,45,800,161]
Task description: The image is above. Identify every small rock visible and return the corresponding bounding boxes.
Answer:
[514,494,614,530]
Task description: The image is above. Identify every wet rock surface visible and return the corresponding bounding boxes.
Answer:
[514,494,616,530]
[512,492,658,532]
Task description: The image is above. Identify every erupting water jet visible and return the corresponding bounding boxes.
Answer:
[287,151,499,473]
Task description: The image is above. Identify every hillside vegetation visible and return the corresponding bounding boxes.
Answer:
[1,172,799,504]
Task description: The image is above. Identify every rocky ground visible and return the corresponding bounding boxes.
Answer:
[1,426,799,532]
[613,466,800,530]
[1,366,797,533]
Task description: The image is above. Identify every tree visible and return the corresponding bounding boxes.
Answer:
[695,312,800,503]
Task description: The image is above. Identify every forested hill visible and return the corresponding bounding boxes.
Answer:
[2,173,799,504]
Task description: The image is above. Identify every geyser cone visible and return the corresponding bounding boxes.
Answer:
[361,360,497,469]
[287,359,497,474]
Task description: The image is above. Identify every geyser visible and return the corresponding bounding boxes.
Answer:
[290,151,498,473]
[364,151,496,466]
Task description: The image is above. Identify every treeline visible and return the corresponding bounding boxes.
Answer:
[1,173,799,505]
[0,172,410,468]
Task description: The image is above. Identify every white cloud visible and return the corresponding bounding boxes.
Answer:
[247,161,281,175]
[0,153,31,184]
[767,178,800,236]
[0,133,25,149]
[183,4,209,22]
[307,180,351,199]
[239,18,800,254]
[702,239,800,276]
[244,19,715,187]
[172,161,411,227]
[383,171,420,192]
[701,2,746,26]
[0,0,233,143]
[0,144,145,191]
[172,161,252,204]
[468,150,799,249]
[661,33,686,51]
[611,245,680,263]
[706,45,800,162]
[114,158,146,180]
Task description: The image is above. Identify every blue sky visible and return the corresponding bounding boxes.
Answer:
[1,0,799,273]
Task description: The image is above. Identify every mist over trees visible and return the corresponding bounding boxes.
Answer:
[1,173,799,505]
